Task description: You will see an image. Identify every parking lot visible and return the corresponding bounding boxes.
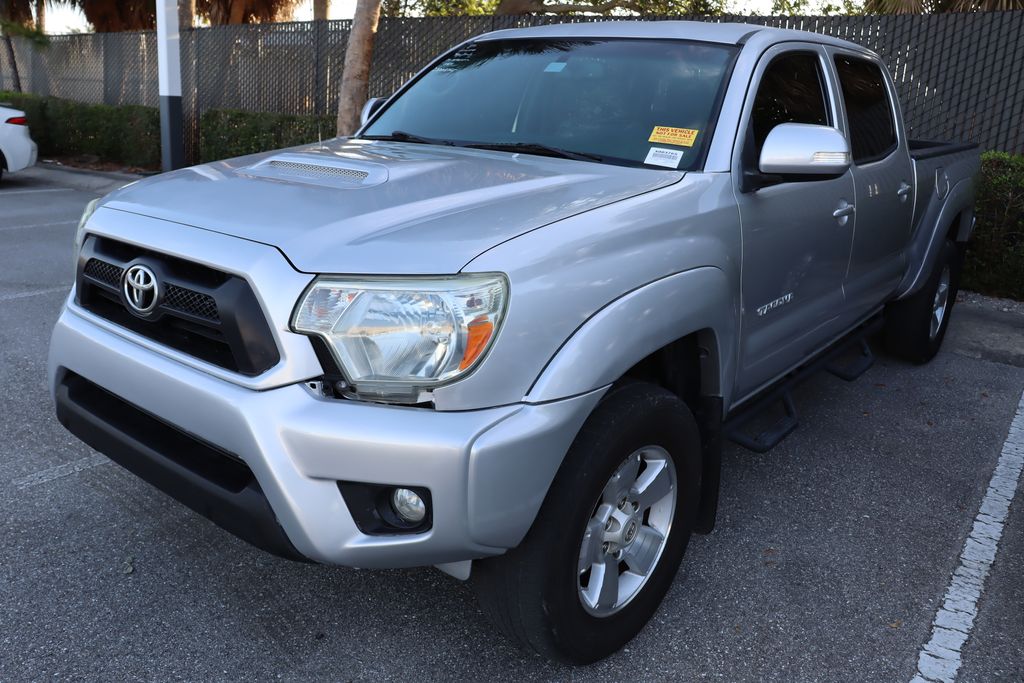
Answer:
[1,168,1022,682]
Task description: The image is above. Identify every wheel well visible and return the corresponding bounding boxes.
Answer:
[612,329,723,535]
[614,329,718,412]
[947,211,962,242]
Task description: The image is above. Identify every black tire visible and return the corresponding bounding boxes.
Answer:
[472,382,702,664]
[884,239,961,364]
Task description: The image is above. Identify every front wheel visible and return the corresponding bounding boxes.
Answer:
[472,383,702,663]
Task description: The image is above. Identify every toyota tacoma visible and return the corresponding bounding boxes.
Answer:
[50,21,980,663]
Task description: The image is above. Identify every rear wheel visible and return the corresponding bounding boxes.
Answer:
[472,383,702,663]
[884,239,961,364]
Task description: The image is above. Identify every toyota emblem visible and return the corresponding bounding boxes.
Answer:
[122,264,160,315]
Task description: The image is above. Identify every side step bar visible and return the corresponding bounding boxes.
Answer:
[725,316,882,453]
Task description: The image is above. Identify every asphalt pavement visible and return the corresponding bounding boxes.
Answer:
[1,167,1022,682]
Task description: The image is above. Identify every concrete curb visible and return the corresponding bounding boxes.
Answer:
[20,163,147,196]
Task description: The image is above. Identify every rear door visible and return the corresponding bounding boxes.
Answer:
[829,51,914,315]
[732,44,856,397]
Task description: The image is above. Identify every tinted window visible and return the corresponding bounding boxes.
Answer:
[750,52,829,159]
[364,39,737,171]
[834,55,897,163]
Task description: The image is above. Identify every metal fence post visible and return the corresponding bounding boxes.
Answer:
[313,19,326,117]
[156,0,185,171]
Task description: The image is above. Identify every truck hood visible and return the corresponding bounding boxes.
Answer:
[102,139,681,274]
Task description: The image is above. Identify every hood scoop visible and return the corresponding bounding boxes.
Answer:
[243,153,388,189]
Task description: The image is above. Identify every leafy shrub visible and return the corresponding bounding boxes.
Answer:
[199,109,336,163]
[0,91,160,167]
[962,152,1024,301]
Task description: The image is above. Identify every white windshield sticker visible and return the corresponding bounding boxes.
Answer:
[544,62,567,73]
[644,147,684,168]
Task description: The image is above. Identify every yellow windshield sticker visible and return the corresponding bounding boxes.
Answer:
[649,126,699,148]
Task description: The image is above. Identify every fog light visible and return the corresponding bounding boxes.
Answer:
[391,488,426,524]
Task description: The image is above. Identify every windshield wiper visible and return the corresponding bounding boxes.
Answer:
[463,142,604,163]
[360,130,456,146]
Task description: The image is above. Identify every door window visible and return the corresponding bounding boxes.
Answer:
[833,55,897,164]
[750,52,830,160]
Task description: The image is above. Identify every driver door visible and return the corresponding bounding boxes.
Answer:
[733,45,856,398]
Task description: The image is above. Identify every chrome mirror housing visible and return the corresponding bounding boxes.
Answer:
[758,123,851,176]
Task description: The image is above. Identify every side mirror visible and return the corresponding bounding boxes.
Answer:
[360,97,387,127]
[758,123,851,176]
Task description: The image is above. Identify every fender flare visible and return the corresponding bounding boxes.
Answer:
[525,267,737,407]
[896,178,975,300]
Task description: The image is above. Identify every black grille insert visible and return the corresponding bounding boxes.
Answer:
[163,284,220,322]
[83,258,123,288]
[76,236,280,376]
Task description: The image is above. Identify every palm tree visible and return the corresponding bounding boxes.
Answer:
[866,0,1022,10]
[54,0,300,32]
[1,0,33,26]
[313,0,328,20]
[196,0,300,24]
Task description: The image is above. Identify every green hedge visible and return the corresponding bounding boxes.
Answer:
[198,109,335,163]
[0,91,160,167]
[962,152,1024,301]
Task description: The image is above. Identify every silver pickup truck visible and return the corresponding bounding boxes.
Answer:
[50,21,980,663]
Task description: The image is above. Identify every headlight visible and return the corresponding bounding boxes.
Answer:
[73,198,100,264]
[292,274,508,402]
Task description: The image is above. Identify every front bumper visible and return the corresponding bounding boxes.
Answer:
[49,302,603,568]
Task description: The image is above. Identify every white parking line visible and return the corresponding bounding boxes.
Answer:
[0,220,77,232]
[0,286,70,303]
[911,389,1024,683]
[0,188,74,196]
[12,454,109,490]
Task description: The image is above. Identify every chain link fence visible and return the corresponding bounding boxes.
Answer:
[2,12,1023,163]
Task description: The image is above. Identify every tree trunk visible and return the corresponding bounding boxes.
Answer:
[0,0,22,92]
[336,0,381,136]
[314,0,328,20]
[34,0,43,32]
[228,0,247,24]
[2,35,20,91]
[178,0,194,29]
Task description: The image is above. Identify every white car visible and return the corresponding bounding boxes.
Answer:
[0,104,38,182]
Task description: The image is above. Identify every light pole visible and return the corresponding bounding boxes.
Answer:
[156,0,185,171]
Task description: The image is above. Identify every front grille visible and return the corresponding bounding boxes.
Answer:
[76,236,280,376]
[84,258,220,323]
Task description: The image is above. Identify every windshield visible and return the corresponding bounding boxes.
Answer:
[362,38,737,171]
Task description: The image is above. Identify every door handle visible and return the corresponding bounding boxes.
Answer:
[832,202,856,219]
[897,182,912,200]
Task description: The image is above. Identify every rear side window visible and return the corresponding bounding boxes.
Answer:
[750,52,830,160]
[834,55,897,164]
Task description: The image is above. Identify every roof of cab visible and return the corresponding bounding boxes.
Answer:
[478,20,870,54]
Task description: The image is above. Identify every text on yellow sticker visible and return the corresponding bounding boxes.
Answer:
[649,126,699,148]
